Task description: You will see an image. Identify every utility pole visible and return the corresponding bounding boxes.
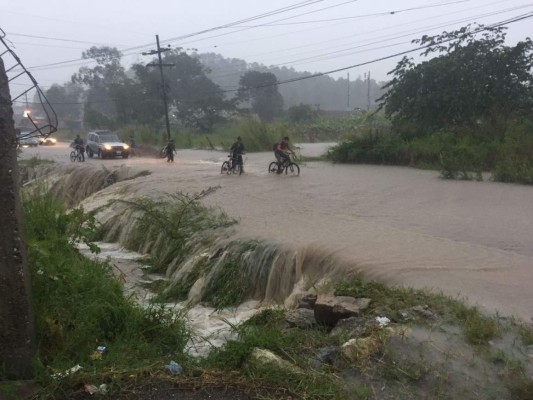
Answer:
[346,72,350,111]
[366,71,371,112]
[142,35,174,141]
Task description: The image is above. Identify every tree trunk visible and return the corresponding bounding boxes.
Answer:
[0,57,35,379]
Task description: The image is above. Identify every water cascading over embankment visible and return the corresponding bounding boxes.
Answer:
[93,190,357,308]
[24,163,358,309]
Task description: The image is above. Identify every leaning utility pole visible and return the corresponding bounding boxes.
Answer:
[0,57,35,379]
[142,35,174,141]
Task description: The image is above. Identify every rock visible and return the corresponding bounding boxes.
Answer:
[330,317,366,338]
[310,346,337,369]
[297,294,317,309]
[246,348,303,374]
[314,295,371,326]
[285,308,316,328]
[409,305,436,320]
[341,336,383,364]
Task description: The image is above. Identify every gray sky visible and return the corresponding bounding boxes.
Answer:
[2,0,533,98]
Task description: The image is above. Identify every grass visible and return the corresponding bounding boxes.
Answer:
[203,308,348,399]
[20,188,191,396]
[19,156,55,168]
[98,188,236,274]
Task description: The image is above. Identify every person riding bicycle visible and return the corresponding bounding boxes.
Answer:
[72,134,85,161]
[229,136,245,172]
[273,136,292,174]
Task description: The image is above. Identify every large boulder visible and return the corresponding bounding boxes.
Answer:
[285,308,316,328]
[340,337,383,364]
[313,295,371,326]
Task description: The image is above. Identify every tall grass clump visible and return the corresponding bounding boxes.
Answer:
[492,119,533,184]
[22,188,190,382]
[204,309,346,399]
[100,187,237,274]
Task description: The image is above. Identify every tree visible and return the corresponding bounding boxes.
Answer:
[0,58,35,379]
[287,103,319,123]
[237,71,284,121]
[44,83,84,129]
[379,25,533,138]
[126,49,235,132]
[72,46,126,128]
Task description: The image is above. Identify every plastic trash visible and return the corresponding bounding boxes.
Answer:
[52,364,82,379]
[164,360,183,376]
[375,316,391,328]
[84,384,108,395]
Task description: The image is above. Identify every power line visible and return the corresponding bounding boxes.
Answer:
[19,11,533,106]
[201,1,531,81]
[235,0,472,26]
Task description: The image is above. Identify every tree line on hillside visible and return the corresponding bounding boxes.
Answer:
[36,49,381,132]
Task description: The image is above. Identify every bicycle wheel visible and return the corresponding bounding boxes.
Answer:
[268,161,279,173]
[285,162,300,176]
[221,161,231,174]
[70,151,77,162]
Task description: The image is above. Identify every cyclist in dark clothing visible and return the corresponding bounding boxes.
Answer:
[273,136,291,173]
[229,136,245,172]
[72,134,85,161]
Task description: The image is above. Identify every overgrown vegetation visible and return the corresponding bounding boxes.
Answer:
[98,188,236,274]
[328,25,533,185]
[21,188,190,396]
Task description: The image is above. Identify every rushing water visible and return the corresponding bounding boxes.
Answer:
[22,142,533,322]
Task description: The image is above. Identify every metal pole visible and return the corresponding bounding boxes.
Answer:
[367,71,371,112]
[346,72,350,111]
[156,35,171,141]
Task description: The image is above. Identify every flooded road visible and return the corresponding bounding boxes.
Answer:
[21,142,533,321]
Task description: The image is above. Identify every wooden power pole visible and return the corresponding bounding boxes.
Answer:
[0,57,35,379]
[143,35,174,141]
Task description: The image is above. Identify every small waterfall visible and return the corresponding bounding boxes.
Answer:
[21,163,151,207]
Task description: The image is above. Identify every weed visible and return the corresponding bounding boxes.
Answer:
[519,325,533,346]
[100,187,236,274]
[19,156,54,168]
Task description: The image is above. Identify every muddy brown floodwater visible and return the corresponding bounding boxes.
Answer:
[21,142,533,322]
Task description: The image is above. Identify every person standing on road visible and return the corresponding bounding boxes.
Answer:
[165,139,176,163]
[73,134,85,162]
[130,136,137,157]
[229,136,245,172]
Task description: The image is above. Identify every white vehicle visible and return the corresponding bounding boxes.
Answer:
[16,128,39,147]
[86,130,130,159]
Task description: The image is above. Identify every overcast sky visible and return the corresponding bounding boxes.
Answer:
[2,0,533,98]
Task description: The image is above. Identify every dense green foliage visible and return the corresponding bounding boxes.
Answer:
[23,189,189,379]
[237,71,284,121]
[379,25,533,137]
[330,25,533,184]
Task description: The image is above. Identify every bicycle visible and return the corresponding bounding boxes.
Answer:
[268,151,300,176]
[70,145,85,162]
[221,153,245,175]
